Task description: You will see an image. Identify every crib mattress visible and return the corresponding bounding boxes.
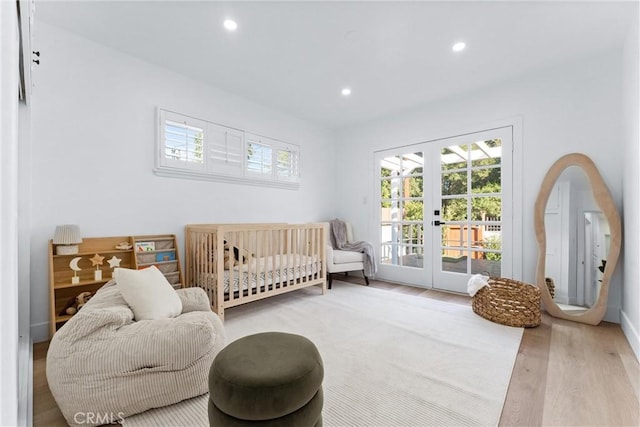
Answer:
[198,254,321,295]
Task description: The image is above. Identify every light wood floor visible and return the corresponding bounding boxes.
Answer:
[33,276,640,426]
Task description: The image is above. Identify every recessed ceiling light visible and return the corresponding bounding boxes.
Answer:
[341,87,352,96]
[224,19,238,31]
[452,42,466,52]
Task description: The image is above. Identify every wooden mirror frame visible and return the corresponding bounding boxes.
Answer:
[534,153,622,325]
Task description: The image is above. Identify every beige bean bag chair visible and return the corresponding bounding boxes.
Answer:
[47,276,225,427]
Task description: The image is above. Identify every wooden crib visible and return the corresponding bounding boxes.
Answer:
[185,223,327,320]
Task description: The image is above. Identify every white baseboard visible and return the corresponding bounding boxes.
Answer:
[17,337,32,427]
[621,310,640,362]
[30,322,49,343]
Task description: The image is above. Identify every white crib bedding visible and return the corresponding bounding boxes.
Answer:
[198,254,321,295]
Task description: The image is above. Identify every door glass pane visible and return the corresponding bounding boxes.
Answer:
[380,243,394,265]
[404,200,423,220]
[381,201,401,223]
[471,196,502,219]
[381,222,400,265]
[442,224,471,248]
[380,179,392,200]
[442,172,467,195]
[401,153,424,175]
[381,155,401,175]
[441,249,468,273]
[441,145,468,170]
[401,245,424,268]
[389,178,401,199]
[471,227,485,248]
[470,251,501,276]
[380,201,393,220]
[471,168,501,193]
[402,224,424,245]
[481,229,502,252]
[403,176,423,198]
[381,222,399,242]
[381,157,399,205]
[380,200,392,208]
[442,198,467,221]
[471,139,502,167]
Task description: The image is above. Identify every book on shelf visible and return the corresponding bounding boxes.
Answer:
[135,241,155,252]
[155,251,176,262]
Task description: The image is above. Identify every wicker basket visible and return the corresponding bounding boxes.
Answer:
[472,277,541,328]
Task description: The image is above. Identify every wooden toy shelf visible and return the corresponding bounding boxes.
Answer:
[49,234,183,337]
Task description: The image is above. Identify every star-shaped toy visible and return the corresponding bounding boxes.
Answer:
[90,253,104,267]
[107,256,122,269]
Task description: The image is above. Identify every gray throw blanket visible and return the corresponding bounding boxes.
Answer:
[330,219,377,277]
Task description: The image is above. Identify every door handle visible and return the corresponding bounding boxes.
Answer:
[433,220,446,226]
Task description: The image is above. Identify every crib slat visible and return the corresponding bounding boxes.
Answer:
[258,230,265,295]
[301,227,306,285]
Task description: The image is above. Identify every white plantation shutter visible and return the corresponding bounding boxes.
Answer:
[208,123,244,176]
[164,121,204,163]
[246,133,273,178]
[276,146,300,181]
[159,110,206,172]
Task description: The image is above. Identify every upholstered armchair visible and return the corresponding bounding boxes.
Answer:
[325,221,370,289]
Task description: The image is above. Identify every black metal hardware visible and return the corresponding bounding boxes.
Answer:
[433,220,446,226]
[33,59,39,64]
[33,51,40,57]
[433,210,440,216]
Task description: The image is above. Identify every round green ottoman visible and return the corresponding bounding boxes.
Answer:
[209,332,324,425]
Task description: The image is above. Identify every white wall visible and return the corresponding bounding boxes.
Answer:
[335,49,624,322]
[0,1,21,424]
[30,22,337,342]
[18,101,32,427]
[622,9,639,360]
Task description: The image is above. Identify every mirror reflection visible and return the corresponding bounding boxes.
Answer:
[544,166,610,315]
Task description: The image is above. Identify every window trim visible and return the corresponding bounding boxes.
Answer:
[155,108,300,189]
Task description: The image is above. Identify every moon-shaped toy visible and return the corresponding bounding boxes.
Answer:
[69,257,82,272]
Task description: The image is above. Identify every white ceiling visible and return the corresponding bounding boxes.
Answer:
[36,1,635,130]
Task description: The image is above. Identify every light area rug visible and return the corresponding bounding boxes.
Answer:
[124,281,523,426]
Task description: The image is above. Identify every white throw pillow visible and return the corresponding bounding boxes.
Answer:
[114,266,182,320]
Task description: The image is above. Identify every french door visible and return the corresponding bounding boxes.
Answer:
[375,127,513,293]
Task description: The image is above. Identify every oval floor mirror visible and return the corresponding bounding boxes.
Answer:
[534,153,621,325]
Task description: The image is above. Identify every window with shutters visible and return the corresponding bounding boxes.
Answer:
[155,109,300,188]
